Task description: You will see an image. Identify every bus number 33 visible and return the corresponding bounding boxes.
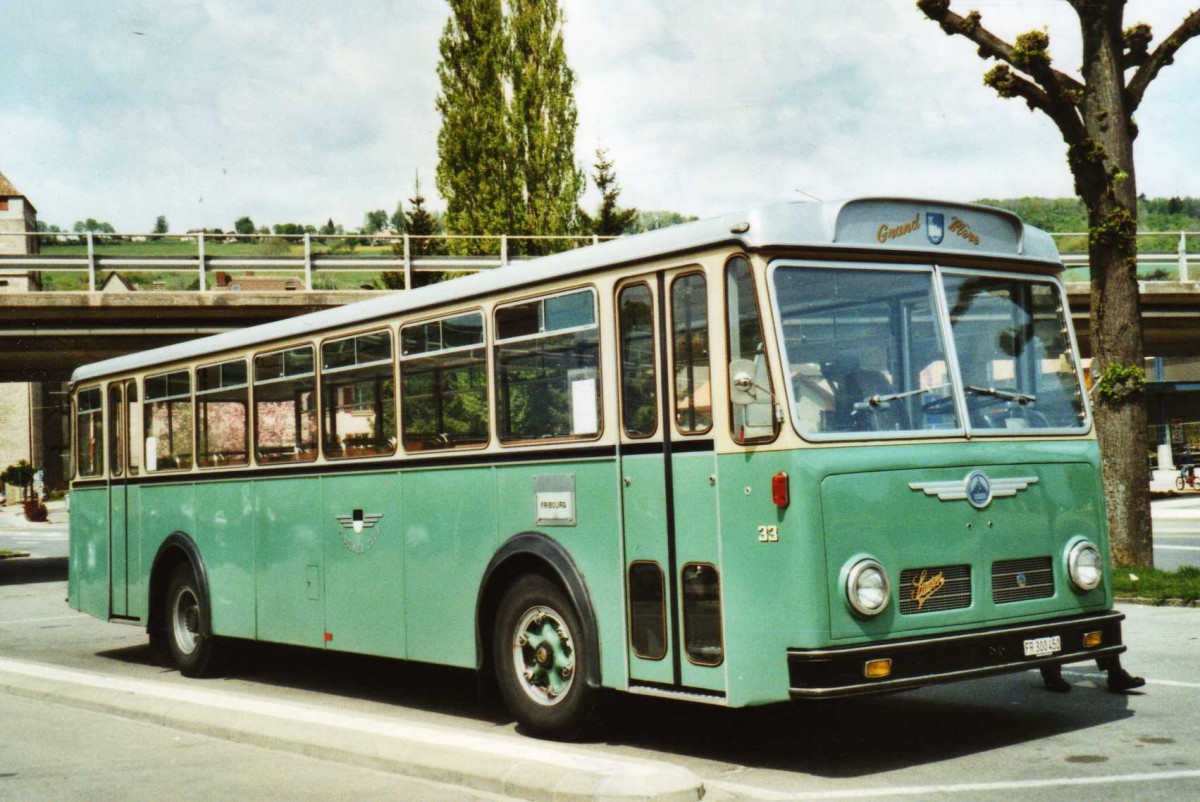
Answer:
[757,525,779,543]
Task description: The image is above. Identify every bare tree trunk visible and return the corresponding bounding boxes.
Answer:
[1077,5,1154,567]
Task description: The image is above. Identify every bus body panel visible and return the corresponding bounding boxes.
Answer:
[671,448,724,692]
[254,477,324,648]
[403,465,498,669]
[493,458,628,689]
[321,472,406,658]
[620,450,676,686]
[69,486,109,619]
[195,480,257,639]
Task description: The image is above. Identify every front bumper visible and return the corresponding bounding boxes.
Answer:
[788,610,1126,698]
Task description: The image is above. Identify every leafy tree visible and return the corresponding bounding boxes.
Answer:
[916,1,1200,567]
[389,201,406,234]
[72,219,115,234]
[508,0,585,254]
[35,222,62,233]
[152,215,169,240]
[635,210,698,232]
[436,0,519,249]
[363,209,389,235]
[234,216,256,236]
[580,148,637,237]
[320,218,337,237]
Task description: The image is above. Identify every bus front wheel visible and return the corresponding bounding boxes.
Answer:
[493,574,598,740]
[165,564,227,678]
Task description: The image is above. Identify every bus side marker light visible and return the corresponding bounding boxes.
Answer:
[772,472,789,509]
[324,632,333,642]
[1083,631,1102,649]
[864,658,892,679]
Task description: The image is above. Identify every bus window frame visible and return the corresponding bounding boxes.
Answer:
[252,342,320,465]
[493,285,604,447]
[937,266,1092,438]
[318,326,398,460]
[75,384,105,479]
[194,356,252,470]
[723,253,779,446]
[398,308,491,453]
[142,367,195,473]
[668,270,713,437]
[615,280,660,441]
[768,259,967,443]
[108,382,124,478]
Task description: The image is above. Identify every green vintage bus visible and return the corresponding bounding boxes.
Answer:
[69,198,1136,739]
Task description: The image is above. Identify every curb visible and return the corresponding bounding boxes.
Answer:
[0,658,702,802]
[1115,596,1200,608]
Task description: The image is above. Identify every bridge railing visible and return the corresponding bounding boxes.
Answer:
[1,229,1197,292]
[0,231,616,292]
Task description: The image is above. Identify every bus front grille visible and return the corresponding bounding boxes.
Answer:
[992,556,1054,604]
[898,564,971,614]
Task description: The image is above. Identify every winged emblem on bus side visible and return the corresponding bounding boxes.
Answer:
[335,510,385,554]
[908,473,1038,509]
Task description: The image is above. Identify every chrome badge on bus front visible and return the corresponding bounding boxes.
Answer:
[908,472,1038,509]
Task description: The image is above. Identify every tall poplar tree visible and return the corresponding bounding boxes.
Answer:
[435,0,584,255]
[508,0,585,254]
[916,1,1200,567]
[435,0,519,248]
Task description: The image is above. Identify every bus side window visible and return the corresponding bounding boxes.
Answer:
[400,312,489,451]
[197,359,250,468]
[144,370,194,472]
[108,384,123,477]
[671,273,711,434]
[321,330,396,459]
[725,256,777,443]
[494,289,601,443]
[125,380,140,476]
[253,346,318,464]
[617,283,658,438]
[75,387,104,478]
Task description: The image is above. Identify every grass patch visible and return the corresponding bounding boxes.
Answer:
[1112,565,1200,604]
[0,550,31,559]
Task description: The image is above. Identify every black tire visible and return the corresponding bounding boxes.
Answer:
[164,564,227,678]
[493,574,599,740]
[1177,476,1187,491]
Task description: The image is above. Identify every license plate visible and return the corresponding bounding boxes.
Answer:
[1023,635,1061,658]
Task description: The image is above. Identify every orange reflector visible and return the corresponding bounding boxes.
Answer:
[864,658,892,679]
[772,471,790,509]
[1083,631,1102,648]
[324,632,333,642]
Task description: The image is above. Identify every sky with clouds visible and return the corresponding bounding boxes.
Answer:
[2,0,1198,232]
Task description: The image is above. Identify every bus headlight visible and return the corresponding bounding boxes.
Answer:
[846,559,891,617]
[1067,540,1103,592]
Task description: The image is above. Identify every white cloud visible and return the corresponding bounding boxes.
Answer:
[0,0,1197,230]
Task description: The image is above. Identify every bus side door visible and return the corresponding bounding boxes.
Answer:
[616,270,724,694]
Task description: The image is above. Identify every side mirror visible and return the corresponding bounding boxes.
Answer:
[729,358,758,406]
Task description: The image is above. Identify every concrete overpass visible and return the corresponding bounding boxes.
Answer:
[1,281,1198,382]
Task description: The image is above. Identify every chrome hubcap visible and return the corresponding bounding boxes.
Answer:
[172,587,200,655]
[511,606,575,706]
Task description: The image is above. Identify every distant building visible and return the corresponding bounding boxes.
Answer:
[0,170,68,492]
[213,270,302,292]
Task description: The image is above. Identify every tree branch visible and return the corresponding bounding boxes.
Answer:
[1127,10,1200,112]
[916,0,1086,97]
[916,1,1085,141]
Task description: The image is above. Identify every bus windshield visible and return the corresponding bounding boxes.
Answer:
[771,264,1087,438]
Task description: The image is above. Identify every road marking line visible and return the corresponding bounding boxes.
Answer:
[0,615,81,625]
[1062,669,1200,689]
[708,769,1200,800]
[0,656,667,778]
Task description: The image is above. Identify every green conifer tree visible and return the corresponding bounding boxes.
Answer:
[508,0,584,254]
[581,148,637,237]
[435,0,518,252]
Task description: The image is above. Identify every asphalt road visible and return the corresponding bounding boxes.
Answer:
[1,557,1198,800]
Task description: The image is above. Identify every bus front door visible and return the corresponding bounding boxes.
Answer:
[616,270,724,694]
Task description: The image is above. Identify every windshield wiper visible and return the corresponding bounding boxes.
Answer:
[965,385,1036,405]
[869,383,950,406]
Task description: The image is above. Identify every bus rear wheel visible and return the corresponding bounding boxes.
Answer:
[165,564,227,678]
[493,574,599,740]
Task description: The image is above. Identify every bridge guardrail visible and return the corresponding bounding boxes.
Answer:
[0,231,616,292]
[0,229,1196,292]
